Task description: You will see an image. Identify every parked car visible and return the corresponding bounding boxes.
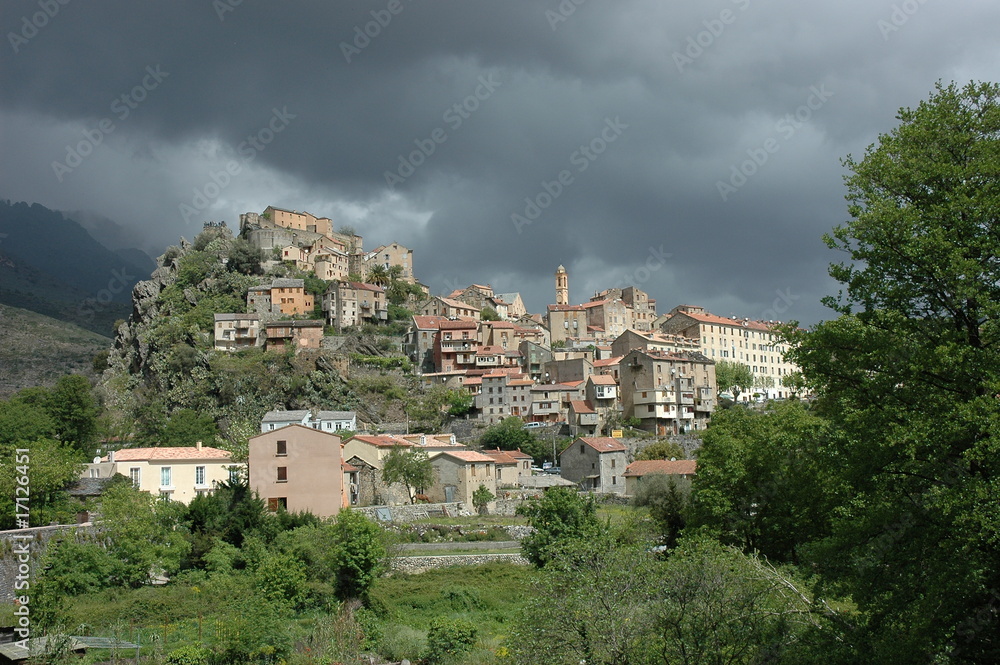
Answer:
[522,422,544,429]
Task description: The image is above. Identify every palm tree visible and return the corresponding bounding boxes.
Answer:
[367,265,390,286]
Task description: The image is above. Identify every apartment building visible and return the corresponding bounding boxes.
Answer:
[323,280,387,330]
[213,313,260,351]
[247,278,315,317]
[619,349,717,435]
[658,304,798,400]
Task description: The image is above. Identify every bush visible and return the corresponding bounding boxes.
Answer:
[165,644,210,665]
[423,617,478,664]
[379,623,427,662]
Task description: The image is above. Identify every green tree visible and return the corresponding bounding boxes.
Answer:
[689,401,841,562]
[0,438,84,529]
[330,509,387,600]
[44,375,101,455]
[472,484,495,514]
[423,617,479,664]
[714,360,753,401]
[517,486,600,567]
[780,371,808,398]
[227,237,264,275]
[480,306,500,321]
[100,483,191,587]
[511,535,661,665]
[381,446,434,504]
[635,439,686,461]
[479,416,546,461]
[160,409,218,447]
[0,396,55,447]
[633,473,691,549]
[366,264,390,286]
[786,81,1000,661]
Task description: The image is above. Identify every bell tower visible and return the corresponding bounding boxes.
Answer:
[555,264,569,305]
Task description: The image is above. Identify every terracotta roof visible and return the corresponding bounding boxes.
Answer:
[669,310,776,332]
[106,446,232,461]
[214,313,259,321]
[347,434,414,448]
[570,400,596,414]
[575,437,627,453]
[559,380,585,388]
[593,356,623,367]
[440,318,478,330]
[438,296,480,311]
[342,462,360,473]
[581,300,608,308]
[624,459,697,477]
[412,315,449,329]
[344,281,385,293]
[463,376,483,385]
[588,374,617,385]
[477,346,506,355]
[480,449,518,465]
[437,450,496,464]
[507,449,533,460]
[508,379,534,386]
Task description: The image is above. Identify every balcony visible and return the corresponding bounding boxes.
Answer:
[680,392,695,405]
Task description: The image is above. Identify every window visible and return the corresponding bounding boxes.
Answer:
[195,466,206,486]
[580,445,585,454]
[160,467,172,488]
[129,467,141,487]
[611,459,616,468]
[471,464,477,477]
[229,467,241,484]
[612,476,617,485]
[276,440,287,456]
[277,467,287,482]
[267,497,288,512]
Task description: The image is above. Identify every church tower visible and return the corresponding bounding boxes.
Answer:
[555,264,569,305]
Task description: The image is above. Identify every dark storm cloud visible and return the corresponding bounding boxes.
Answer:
[2,0,999,324]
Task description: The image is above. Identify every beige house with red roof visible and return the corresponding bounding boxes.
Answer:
[659,304,799,401]
[559,437,628,494]
[547,304,588,345]
[623,459,697,496]
[249,425,345,517]
[418,295,481,320]
[481,448,533,486]
[428,450,497,506]
[87,443,242,505]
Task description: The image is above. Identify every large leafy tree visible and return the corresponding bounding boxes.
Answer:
[516,486,600,567]
[381,446,434,504]
[787,81,1000,662]
[714,360,753,401]
[330,509,387,600]
[689,401,842,563]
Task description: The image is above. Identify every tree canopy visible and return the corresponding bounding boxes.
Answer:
[714,360,753,401]
[786,80,1000,661]
[381,446,434,504]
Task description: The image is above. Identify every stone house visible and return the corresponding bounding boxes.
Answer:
[263,320,324,352]
[247,278,315,317]
[213,313,260,351]
[323,280,387,330]
[619,349,716,435]
[559,437,628,494]
[427,450,497,507]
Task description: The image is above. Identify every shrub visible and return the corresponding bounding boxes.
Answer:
[423,617,478,664]
[379,623,427,662]
[165,644,210,665]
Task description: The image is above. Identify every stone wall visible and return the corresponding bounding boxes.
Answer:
[354,502,469,522]
[391,553,528,574]
[0,524,98,602]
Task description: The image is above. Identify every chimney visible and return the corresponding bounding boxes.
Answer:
[196,441,203,450]
[109,450,115,463]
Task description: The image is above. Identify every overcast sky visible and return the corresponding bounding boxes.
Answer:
[2,0,998,325]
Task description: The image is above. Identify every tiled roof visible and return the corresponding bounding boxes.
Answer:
[508,379,534,386]
[438,296,480,311]
[412,315,450,329]
[262,410,356,423]
[463,376,483,385]
[348,435,414,448]
[588,374,617,385]
[623,459,697,477]
[559,380,585,388]
[669,310,776,332]
[506,449,533,460]
[270,278,305,288]
[438,450,496,463]
[440,319,478,330]
[344,281,385,293]
[342,462,360,473]
[575,437,627,453]
[548,304,585,311]
[570,400,596,414]
[480,449,518,465]
[106,446,232,461]
[477,346,505,355]
[593,356,623,367]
